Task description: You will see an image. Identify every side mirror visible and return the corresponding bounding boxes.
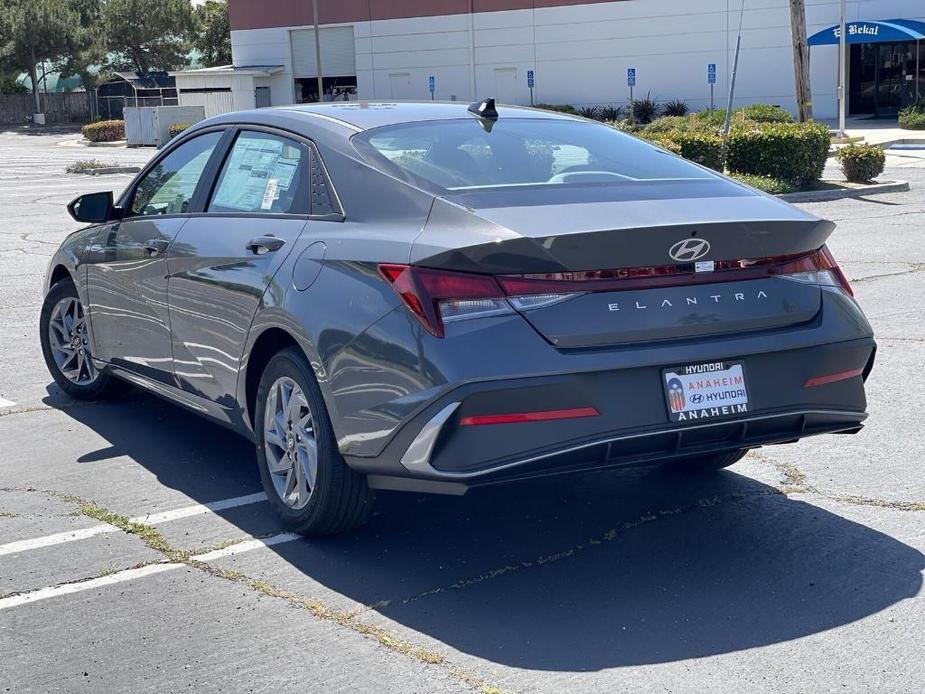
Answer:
[67,191,120,224]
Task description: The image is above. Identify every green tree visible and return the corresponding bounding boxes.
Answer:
[103,0,195,73]
[0,0,79,113]
[55,0,107,112]
[194,0,232,68]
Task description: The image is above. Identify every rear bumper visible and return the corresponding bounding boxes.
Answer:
[366,407,865,493]
[347,334,875,492]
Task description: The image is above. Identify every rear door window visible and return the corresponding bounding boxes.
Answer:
[209,131,310,215]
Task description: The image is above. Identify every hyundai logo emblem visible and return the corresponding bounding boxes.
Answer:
[669,238,711,262]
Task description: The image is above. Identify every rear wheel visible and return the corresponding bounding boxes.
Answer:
[669,449,747,472]
[254,347,372,536]
[39,279,124,400]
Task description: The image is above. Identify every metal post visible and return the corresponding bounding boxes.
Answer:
[837,0,847,136]
[530,86,534,106]
[917,39,920,99]
[722,1,746,166]
[312,0,324,102]
[710,84,714,111]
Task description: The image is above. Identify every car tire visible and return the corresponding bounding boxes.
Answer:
[40,278,125,401]
[254,346,372,536]
[670,449,748,472]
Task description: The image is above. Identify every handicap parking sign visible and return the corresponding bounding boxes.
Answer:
[627,68,636,87]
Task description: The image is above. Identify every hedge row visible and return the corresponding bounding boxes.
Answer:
[725,122,830,185]
[81,119,125,142]
[639,120,830,185]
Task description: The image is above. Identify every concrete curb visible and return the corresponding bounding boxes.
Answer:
[81,166,141,175]
[80,140,128,148]
[778,180,909,203]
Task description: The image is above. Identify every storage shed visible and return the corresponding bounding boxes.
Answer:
[171,65,285,118]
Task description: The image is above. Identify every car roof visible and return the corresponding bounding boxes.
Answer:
[275,101,580,131]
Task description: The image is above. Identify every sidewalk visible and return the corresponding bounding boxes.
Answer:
[820,116,925,146]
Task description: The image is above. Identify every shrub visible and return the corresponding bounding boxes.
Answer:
[598,104,622,121]
[899,110,925,129]
[835,143,885,183]
[643,116,691,134]
[65,159,116,174]
[695,109,728,128]
[81,119,125,142]
[729,173,796,195]
[736,103,793,123]
[576,105,601,120]
[661,99,689,117]
[168,122,193,138]
[648,130,724,171]
[535,103,576,114]
[726,121,830,185]
[630,93,659,124]
[899,97,925,130]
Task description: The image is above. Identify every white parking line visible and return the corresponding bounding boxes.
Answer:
[0,563,183,610]
[0,531,302,610]
[0,491,268,557]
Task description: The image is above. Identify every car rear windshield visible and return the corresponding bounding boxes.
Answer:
[352,117,716,192]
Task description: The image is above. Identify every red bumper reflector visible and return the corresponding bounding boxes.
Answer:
[459,407,600,426]
[803,368,864,388]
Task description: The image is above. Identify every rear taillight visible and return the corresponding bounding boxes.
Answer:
[772,246,853,297]
[380,246,853,338]
[378,264,512,337]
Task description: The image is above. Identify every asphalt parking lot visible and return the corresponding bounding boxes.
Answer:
[1,127,923,693]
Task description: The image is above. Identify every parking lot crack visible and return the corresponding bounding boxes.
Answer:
[37,492,507,694]
[399,488,782,607]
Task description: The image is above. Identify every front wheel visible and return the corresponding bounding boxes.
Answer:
[39,279,125,400]
[254,347,372,536]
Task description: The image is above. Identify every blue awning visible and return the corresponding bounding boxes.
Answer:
[808,19,925,46]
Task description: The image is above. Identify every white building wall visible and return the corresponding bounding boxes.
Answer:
[231,0,925,120]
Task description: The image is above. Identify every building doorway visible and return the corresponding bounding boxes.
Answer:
[850,41,923,116]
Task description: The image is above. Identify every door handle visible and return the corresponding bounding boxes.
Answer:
[143,239,170,256]
[245,235,286,255]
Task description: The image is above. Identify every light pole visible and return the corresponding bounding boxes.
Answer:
[312,0,324,101]
[837,0,847,136]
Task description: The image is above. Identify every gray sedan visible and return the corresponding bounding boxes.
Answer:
[41,100,875,535]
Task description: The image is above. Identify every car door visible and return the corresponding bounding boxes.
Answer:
[166,128,316,404]
[85,130,227,383]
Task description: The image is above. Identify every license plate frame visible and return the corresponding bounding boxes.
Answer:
[662,361,750,423]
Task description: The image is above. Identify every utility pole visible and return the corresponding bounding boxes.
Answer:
[837,0,847,136]
[312,0,324,101]
[789,0,813,121]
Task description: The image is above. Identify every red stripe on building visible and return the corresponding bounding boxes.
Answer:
[229,0,628,31]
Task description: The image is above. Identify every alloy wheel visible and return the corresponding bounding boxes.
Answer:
[263,376,318,510]
[47,296,97,386]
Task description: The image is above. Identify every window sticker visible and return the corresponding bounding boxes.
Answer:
[211,136,303,212]
[261,179,279,210]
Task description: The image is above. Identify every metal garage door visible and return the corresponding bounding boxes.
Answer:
[291,26,356,77]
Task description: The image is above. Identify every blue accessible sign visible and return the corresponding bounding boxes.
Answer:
[627,68,636,87]
[428,75,435,94]
[527,70,535,88]
[708,63,716,84]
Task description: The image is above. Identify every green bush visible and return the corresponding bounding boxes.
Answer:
[81,119,125,142]
[630,93,659,124]
[644,115,719,134]
[899,98,925,130]
[535,103,576,114]
[641,128,722,171]
[726,121,830,185]
[598,105,622,121]
[661,99,689,117]
[695,109,727,128]
[729,173,796,195]
[835,143,885,183]
[168,122,193,138]
[736,103,793,123]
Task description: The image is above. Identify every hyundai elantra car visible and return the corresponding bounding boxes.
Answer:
[41,100,875,535]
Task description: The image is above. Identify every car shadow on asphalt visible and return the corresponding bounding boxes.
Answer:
[53,389,925,671]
